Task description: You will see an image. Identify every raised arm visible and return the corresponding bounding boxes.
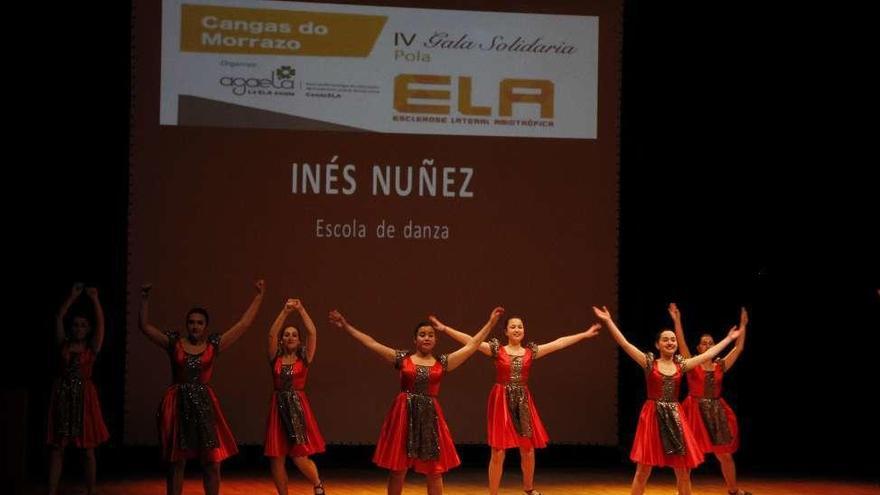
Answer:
[721,306,748,371]
[592,305,648,368]
[85,287,105,353]
[429,315,493,356]
[534,323,601,359]
[267,299,295,361]
[219,279,266,352]
[445,306,504,371]
[682,325,742,371]
[294,299,318,363]
[56,283,82,345]
[328,310,397,364]
[139,284,169,349]
[669,302,692,358]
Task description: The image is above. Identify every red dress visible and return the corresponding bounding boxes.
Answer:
[156,333,238,462]
[47,344,110,448]
[486,339,549,449]
[681,360,739,454]
[630,353,704,468]
[264,355,326,457]
[372,351,460,474]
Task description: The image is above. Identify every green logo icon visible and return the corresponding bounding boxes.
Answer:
[275,66,296,79]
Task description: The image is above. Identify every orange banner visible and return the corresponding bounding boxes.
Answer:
[180,4,386,56]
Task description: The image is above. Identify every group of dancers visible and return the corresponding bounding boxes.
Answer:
[48,280,751,495]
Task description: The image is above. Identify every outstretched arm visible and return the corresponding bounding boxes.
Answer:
[139,284,169,349]
[429,315,493,356]
[682,325,742,371]
[669,302,692,358]
[55,283,82,345]
[534,323,601,359]
[592,305,648,368]
[85,287,105,353]
[295,299,318,363]
[329,310,397,364]
[721,307,748,371]
[219,279,266,352]
[267,299,294,361]
[445,307,504,371]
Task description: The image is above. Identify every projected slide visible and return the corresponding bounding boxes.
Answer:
[127,0,621,446]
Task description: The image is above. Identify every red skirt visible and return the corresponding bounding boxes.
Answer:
[264,390,326,457]
[156,384,238,462]
[630,401,704,468]
[46,379,109,448]
[372,393,460,474]
[486,384,549,449]
[681,396,739,454]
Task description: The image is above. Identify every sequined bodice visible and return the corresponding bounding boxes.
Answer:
[646,359,682,402]
[494,347,534,385]
[272,357,307,391]
[399,356,444,397]
[687,362,724,398]
[60,345,95,379]
[169,334,219,384]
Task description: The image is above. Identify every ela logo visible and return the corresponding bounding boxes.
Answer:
[394,74,554,118]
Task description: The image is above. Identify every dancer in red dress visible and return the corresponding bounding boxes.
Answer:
[670,303,752,495]
[48,283,110,495]
[265,298,326,495]
[139,280,265,495]
[328,307,503,495]
[592,305,741,495]
[430,314,601,495]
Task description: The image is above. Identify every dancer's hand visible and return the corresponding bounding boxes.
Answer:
[328,310,347,328]
[592,305,612,321]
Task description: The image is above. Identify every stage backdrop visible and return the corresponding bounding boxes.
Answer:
[127,0,621,446]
